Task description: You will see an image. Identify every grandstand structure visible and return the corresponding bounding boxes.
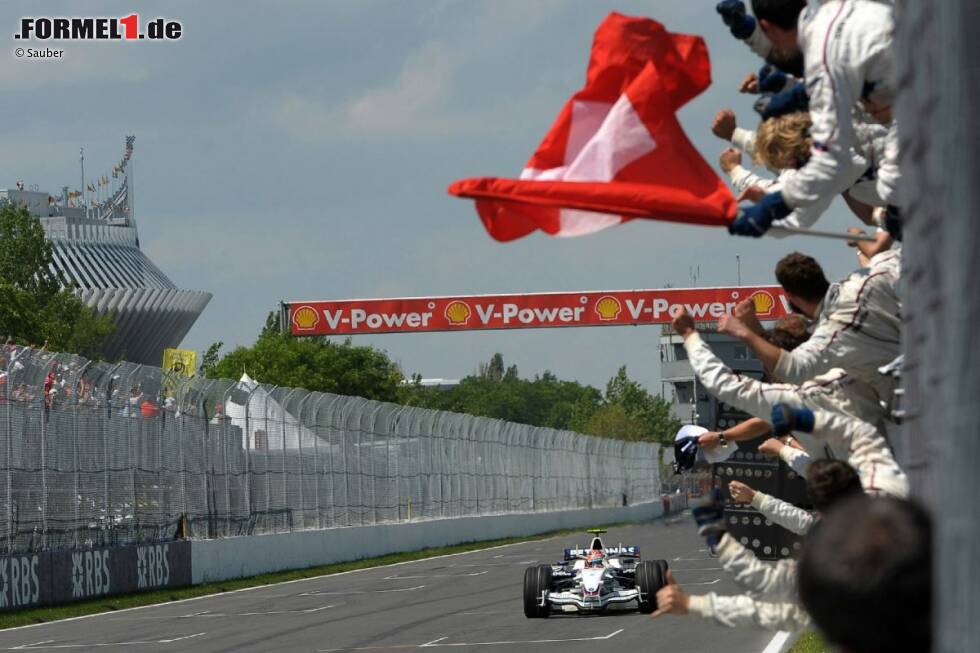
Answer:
[0,137,210,364]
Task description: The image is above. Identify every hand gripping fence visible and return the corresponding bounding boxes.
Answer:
[0,345,661,554]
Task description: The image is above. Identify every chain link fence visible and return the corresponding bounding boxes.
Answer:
[0,345,660,555]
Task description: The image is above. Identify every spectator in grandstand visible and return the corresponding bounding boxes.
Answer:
[715,252,901,408]
[121,385,143,417]
[653,459,865,632]
[798,496,932,653]
[140,398,160,419]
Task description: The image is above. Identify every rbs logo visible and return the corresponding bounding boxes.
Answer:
[0,555,39,608]
[71,550,111,599]
[137,544,170,589]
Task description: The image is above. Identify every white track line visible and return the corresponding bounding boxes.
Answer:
[318,629,625,651]
[3,632,206,649]
[384,571,488,580]
[761,631,793,653]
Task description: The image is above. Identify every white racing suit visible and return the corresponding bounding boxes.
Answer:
[743,22,774,61]
[808,409,908,497]
[684,331,887,432]
[781,0,898,213]
[779,445,813,477]
[731,126,757,157]
[687,534,810,631]
[687,593,810,632]
[684,332,907,496]
[751,491,815,535]
[774,249,902,405]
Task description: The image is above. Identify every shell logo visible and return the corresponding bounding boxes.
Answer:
[594,296,622,321]
[749,291,776,316]
[292,305,320,331]
[445,300,472,326]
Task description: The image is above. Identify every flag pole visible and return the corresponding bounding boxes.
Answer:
[766,225,878,242]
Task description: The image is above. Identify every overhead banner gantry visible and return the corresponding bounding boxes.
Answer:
[282,286,789,337]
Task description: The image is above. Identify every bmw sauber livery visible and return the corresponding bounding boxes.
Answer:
[523,529,669,617]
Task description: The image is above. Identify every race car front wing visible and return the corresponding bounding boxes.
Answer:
[543,587,640,611]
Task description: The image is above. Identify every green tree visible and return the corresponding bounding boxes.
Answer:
[0,203,114,357]
[198,340,224,377]
[205,313,404,402]
[399,355,603,431]
[601,366,680,446]
[582,404,648,441]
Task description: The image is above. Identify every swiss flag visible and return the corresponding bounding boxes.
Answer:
[449,13,737,242]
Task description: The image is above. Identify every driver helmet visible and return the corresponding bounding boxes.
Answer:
[673,435,700,474]
[586,551,605,568]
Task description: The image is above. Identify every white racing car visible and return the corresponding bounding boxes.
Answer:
[523,529,669,617]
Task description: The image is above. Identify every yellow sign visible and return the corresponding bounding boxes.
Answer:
[163,348,197,378]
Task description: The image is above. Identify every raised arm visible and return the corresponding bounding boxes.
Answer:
[716,313,785,376]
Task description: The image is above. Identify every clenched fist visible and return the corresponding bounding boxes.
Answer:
[712,109,737,141]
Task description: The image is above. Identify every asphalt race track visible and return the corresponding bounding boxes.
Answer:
[0,515,782,652]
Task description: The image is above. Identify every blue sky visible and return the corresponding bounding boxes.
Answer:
[3,1,861,391]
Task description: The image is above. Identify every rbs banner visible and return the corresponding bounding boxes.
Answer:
[285,286,789,337]
[0,541,191,612]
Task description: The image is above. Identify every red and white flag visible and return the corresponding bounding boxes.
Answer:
[449,13,736,242]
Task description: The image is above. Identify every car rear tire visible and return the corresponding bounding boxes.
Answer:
[635,560,667,614]
[523,565,552,618]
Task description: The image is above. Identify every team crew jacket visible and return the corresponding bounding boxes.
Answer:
[750,491,815,535]
[773,249,902,403]
[727,118,891,232]
[781,0,896,212]
[687,593,811,632]
[687,534,810,631]
[683,333,907,497]
[718,533,797,601]
[808,409,909,497]
[683,331,886,432]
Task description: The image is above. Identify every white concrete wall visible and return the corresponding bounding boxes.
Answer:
[192,500,671,584]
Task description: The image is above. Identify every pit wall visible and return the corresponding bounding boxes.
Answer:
[192,499,679,584]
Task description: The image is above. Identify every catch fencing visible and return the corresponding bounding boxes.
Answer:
[0,345,660,555]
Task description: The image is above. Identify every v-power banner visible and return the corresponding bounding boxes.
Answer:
[285,286,790,336]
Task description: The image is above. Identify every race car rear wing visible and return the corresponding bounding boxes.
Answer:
[564,546,639,560]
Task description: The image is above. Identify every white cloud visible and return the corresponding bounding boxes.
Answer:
[266,0,570,142]
[271,40,468,140]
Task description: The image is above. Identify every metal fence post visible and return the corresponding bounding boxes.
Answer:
[242,380,261,528]
[367,403,383,525]
[262,386,277,532]
[391,406,409,522]
[218,382,233,537]
[311,394,328,529]
[40,364,48,550]
[295,392,310,531]
[3,350,12,554]
[280,388,299,531]
[196,379,215,539]
[71,361,92,547]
